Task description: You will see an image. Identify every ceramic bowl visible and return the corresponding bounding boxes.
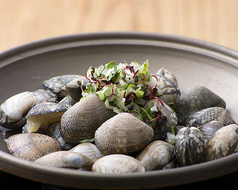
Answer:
[0,32,238,189]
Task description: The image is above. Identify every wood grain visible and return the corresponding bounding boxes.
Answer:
[1,0,238,51]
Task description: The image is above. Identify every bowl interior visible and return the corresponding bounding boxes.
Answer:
[0,32,238,189]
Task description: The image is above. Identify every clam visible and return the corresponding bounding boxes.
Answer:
[92,154,145,173]
[33,89,58,104]
[65,76,88,102]
[34,151,94,170]
[205,124,238,161]
[58,95,76,109]
[60,95,116,144]
[95,112,154,155]
[154,70,180,104]
[136,140,175,171]
[47,122,74,150]
[175,127,205,166]
[25,102,67,133]
[156,67,178,85]
[43,75,81,98]
[144,99,178,140]
[0,90,57,128]
[185,107,236,127]
[70,143,103,162]
[175,86,226,124]
[0,92,35,128]
[198,120,224,144]
[6,133,61,161]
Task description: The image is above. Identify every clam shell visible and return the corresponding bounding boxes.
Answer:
[156,67,178,85]
[205,124,238,161]
[175,86,226,124]
[6,133,61,161]
[33,89,57,104]
[136,140,175,171]
[47,122,74,150]
[25,102,67,133]
[43,75,81,98]
[58,95,76,109]
[95,113,154,155]
[175,127,205,166]
[144,99,178,140]
[154,73,180,104]
[34,151,94,170]
[0,89,58,128]
[185,107,236,127]
[0,91,36,128]
[70,143,103,162]
[65,76,88,102]
[60,95,115,144]
[198,120,224,144]
[92,154,145,173]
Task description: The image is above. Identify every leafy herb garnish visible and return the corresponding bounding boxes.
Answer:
[83,60,164,126]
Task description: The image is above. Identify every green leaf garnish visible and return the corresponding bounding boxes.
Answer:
[83,60,165,126]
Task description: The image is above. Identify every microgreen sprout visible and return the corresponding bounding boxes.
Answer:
[83,60,165,126]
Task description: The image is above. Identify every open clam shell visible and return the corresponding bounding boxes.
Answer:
[25,102,67,133]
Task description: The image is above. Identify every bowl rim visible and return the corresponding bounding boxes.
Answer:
[1,31,238,68]
[0,31,238,189]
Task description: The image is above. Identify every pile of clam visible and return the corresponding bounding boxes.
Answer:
[1,67,238,174]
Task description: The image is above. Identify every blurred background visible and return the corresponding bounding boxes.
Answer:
[1,0,238,52]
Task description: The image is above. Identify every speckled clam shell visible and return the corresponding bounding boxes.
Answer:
[70,143,103,162]
[47,122,74,150]
[43,75,81,98]
[60,95,116,144]
[185,107,236,127]
[175,86,226,124]
[205,124,238,161]
[154,73,180,104]
[156,67,178,85]
[92,154,145,173]
[198,120,224,144]
[175,127,206,166]
[26,102,67,118]
[136,140,175,171]
[34,151,94,170]
[6,133,61,161]
[144,99,178,140]
[95,113,154,155]
[58,95,76,109]
[33,89,57,104]
[25,102,67,133]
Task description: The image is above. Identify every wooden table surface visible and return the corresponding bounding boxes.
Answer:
[1,0,238,52]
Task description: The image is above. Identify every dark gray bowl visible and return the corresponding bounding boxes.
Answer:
[0,32,238,189]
